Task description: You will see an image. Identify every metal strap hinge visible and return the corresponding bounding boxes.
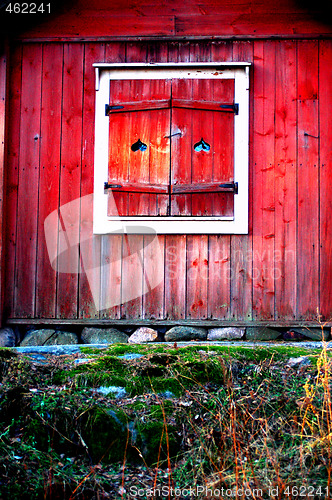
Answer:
[105,104,124,115]
[219,182,238,194]
[104,182,122,190]
[219,104,239,115]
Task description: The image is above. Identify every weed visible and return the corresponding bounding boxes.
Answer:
[0,344,332,498]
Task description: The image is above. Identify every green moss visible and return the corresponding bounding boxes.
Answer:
[147,353,179,366]
[78,406,136,463]
[136,420,180,466]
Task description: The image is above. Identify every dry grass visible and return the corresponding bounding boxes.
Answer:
[0,343,331,499]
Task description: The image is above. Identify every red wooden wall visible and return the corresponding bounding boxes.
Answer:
[10,0,332,40]
[3,39,332,325]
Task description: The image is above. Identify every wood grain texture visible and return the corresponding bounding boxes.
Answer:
[207,41,234,320]
[186,235,208,319]
[142,43,167,320]
[108,79,171,216]
[274,41,297,321]
[163,42,189,320]
[14,0,331,40]
[100,42,126,319]
[3,44,22,320]
[184,43,210,320]
[14,44,42,318]
[142,234,165,319]
[79,43,105,319]
[175,14,331,37]
[319,40,332,321]
[230,41,253,321]
[252,40,276,321]
[0,46,6,326]
[119,43,147,319]
[3,39,332,324]
[56,44,84,319]
[35,44,63,318]
[296,40,319,320]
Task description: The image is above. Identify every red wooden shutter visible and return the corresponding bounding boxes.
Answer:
[107,79,171,216]
[106,78,236,218]
[171,78,235,217]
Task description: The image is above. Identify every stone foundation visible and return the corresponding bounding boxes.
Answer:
[0,324,330,348]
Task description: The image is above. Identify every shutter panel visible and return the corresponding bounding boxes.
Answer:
[107,78,236,218]
[171,78,235,217]
[107,79,171,216]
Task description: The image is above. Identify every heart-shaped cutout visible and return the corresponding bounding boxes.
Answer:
[131,139,147,152]
[194,138,211,152]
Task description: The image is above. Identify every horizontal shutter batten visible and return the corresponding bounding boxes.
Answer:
[172,99,237,112]
[171,182,236,194]
[106,181,169,194]
[106,99,171,114]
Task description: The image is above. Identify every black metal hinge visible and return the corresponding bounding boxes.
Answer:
[105,104,124,116]
[219,182,238,194]
[104,182,122,190]
[219,104,239,115]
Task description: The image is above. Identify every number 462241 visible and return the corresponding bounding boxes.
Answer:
[5,3,51,13]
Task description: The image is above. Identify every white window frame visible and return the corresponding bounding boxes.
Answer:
[93,62,250,234]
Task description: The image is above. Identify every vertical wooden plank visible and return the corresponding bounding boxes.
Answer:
[121,234,143,319]
[191,78,214,216]
[56,43,84,319]
[107,42,128,216]
[208,41,233,320]
[149,78,170,216]
[143,42,168,320]
[14,44,42,318]
[230,41,253,321]
[297,40,319,320]
[4,44,21,319]
[79,42,105,319]
[211,41,233,62]
[186,235,209,319]
[171,77,193,216]
[165,234,186,319]
[100,42,126,319]
[108,79,131,216]
[319,40,332,321]
[252,41,276,321]
[142,234,165,319]
[210,78,234,217]
[128,79,151,216]
[164,42,188,320]
[185,42,210,319]
[120,42,147,319]
[99,233,122,316]
[35,44,63,318]
[274,41,297,321]
[126,41,148,63]
[0,44,6,325]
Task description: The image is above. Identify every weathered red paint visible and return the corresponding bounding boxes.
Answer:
[2,0,332,326]
[12,0,332,40]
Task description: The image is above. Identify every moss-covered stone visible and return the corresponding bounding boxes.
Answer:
[81,327,129,344]
[246,327,282,340]
[136,420,180,465]
[164,326,207,342]
[20,329,78,346]
[78,406,136,463]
